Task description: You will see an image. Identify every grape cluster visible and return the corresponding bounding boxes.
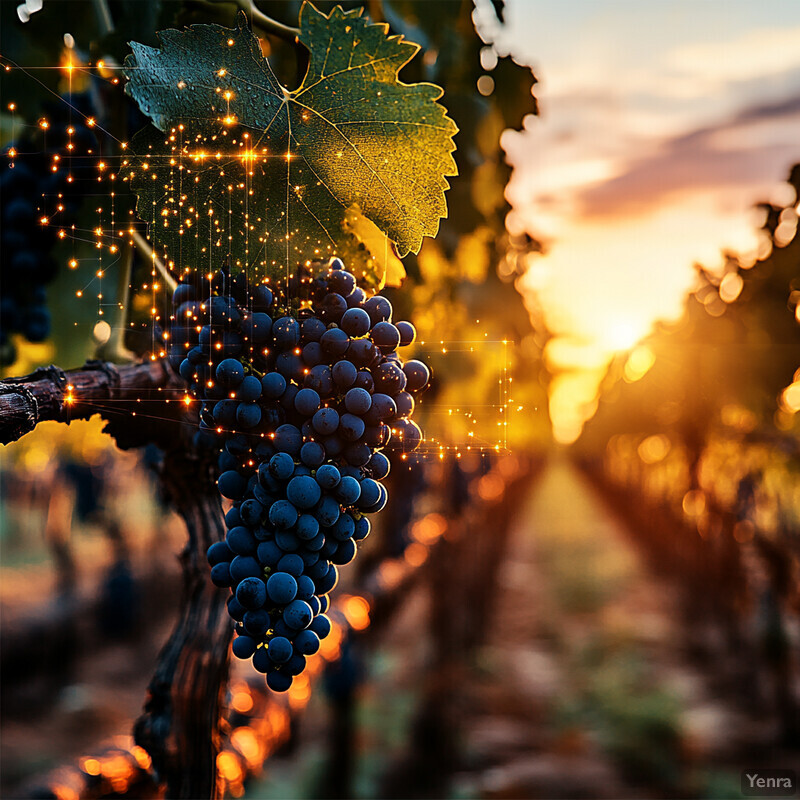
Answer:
[1,100,96,365]
[169,258,430,692]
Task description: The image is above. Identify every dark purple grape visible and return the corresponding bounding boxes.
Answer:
[273,316,300,348]
[344,387,372,415]
[364,295,392,324]
[354,370,375,393]
[241,312,272,343]
[312,407,339,435]
[305,364,333,395]
[346,287,366,308]
[395,391,414,417]
[340,307,371,337]
[320,327,350,357]
[403,360,431,393]
[322,292,347,322]
[301,317,326,343]
[302,341,323,367]
[339,413,366,442]
[371,321,401,353]
[327,269,356,297]
[251,284,274,311]
[348,338,377,367]
[373,361,407,395]
[294,387,321,416]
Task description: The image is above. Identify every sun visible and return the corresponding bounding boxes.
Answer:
[603,320,643,352]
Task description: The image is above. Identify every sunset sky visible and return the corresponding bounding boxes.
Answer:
[476,0,800,442]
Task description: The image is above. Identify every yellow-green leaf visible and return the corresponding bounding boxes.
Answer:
[123,3,457,282]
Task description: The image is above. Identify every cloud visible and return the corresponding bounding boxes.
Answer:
[666,25,800,88]
[576,97,800,217]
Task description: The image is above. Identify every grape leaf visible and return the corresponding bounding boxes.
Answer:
[123,3,457,283]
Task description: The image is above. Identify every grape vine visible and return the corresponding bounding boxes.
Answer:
[1,95,96,365]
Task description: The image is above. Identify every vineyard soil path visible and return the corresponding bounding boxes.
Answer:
[457,452,748,798]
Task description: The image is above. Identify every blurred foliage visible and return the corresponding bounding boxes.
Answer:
[581,164,800,458]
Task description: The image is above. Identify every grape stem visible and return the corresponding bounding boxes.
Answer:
[92,0,115,35]
[95,243,138,364]
[131,231,179,294]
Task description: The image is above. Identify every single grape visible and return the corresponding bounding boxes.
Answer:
[267,636,293,664]
[339,413,366,442]
[277,553,304,577]
[267,671,293,692]
[327,269,356,297]
[294,387,321,416]
[341,307,371,337]
[315,495,341,527]
[353,516,371,541]
[218,470,247,500]
[272,316,300,348]
[232,634,257,659]
[252,646,272,673]
[364,295,392,324]
[227,595,247,621]
[269,499,299,530]
[403,359,431,393]
[320,327,349,357]
[296,575,315,600]
[227,526,258,556]
[315,464,341,490]
[236,375,263,402]
[229,556,262,583]
[240,499,265,527]
[336,475,361,506]
[302,341,323,367]
[373,361,407,395]
[243,608,270,635]
[257,540,283,568]
[344,387,372,415]
[367,451,391,480]
[241,312,272,344]
[310,614,332,640]
[287,475,322,509]
[331,538,357,565]
[266,572,298,604]
[312,407,339,435]
[332,359,358,389]
[331,513,356,541]
[207,541,234,565]
[273,424,302,456]
[210,562,232,587]
[283,599,313,630]
[371,321,401,352]
[215,358,245,387]
[296,514,320,540]
[293,629,321,655]
[396,320,416,346]
[236,402,262,429]
[300,441,325,468]
[261,372,287,399]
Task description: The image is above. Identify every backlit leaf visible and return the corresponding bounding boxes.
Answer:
[123,3,457,283]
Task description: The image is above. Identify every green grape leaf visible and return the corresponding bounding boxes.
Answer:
[122,3,457,283]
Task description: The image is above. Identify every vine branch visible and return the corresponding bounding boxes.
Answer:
[205,0,301,44]
[0,358,188,448]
